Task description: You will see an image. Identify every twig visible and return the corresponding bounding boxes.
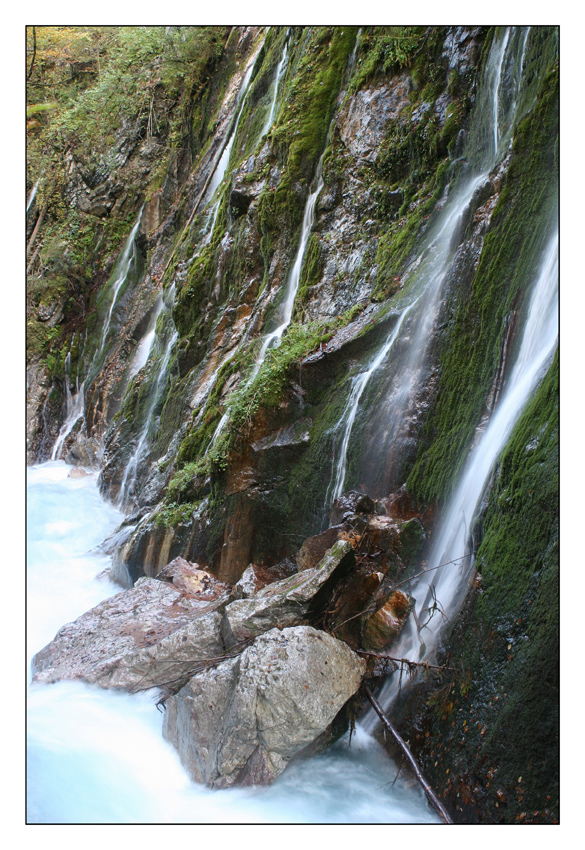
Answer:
[362,685,453,824]
[356,650,456,673]
[391,553,473,592]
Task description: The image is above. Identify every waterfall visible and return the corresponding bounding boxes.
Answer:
[491,27,511,156]
[128,293,165,380]
[328,297,420,504]
[49,211,144,462]
[254,148,327,373]
[207,137,329,451]
[328,28,528,501]
[50,354,85,461]
[261,34,289,138]
[98,210,143,358]
[118,284,178,507]
[27,178,40,214]
[363,231,558,730]
[202,57,257,208]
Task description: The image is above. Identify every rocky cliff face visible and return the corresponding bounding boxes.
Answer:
[27,25,558,823]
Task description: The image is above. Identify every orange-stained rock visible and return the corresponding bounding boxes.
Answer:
[362,589,415,651]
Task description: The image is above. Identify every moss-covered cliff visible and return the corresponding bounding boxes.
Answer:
[27,25,558,824]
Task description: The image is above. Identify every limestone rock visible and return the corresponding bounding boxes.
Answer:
[223,539,355,645]
[162,625,366,788]
[32,578,225,691]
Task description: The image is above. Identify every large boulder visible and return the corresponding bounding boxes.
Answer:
[162,625,366,788]
[32,577,228,691]
[223,539,355,645]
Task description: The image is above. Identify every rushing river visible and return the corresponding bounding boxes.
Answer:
[26,461,438,824]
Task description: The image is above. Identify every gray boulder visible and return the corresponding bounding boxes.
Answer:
[163,625,366,788]
[32,577,227,691]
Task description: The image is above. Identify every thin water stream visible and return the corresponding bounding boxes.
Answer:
[261,34,289,138]
[118,284,178,507]
[50,211,144,461]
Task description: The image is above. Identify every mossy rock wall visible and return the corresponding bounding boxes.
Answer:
[393,352,558,824]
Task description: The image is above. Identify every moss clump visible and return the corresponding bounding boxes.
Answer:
[295,233,324,310]
[407,61,558,503]
[218,320,334,451]
[349,26,430,92]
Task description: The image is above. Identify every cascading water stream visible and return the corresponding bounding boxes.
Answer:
[208,137,329,449]
[118,284,178,507]
[327,28,527,503]
[328,298,420,504]
[27,178,40,214]
[50,211,144,461]
[202,56,257,209]
[128,293,164,380]
[362,230,558,732]
[255,146,328,373]
[260,34,289,138]
[98,210,143,356]
[491,27,511,156]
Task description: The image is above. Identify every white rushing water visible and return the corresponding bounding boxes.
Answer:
[118,282,179,507]
[261,35,289,138]
[328,28,527,502]
[27,462,439,824]
[363,230,558,731]
[203,57,257,208]
[50,353,86,461]
[98,210,143,355]
[50,212,144,461]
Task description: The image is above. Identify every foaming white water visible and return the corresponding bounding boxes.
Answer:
[27,463,438,824]
[363,232,558,731]
[27,461,122,671]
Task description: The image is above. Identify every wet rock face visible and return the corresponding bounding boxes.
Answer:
[162,625,366,788]
[337,76,411,164]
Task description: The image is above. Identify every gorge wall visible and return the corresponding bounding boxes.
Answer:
[26,25,559,824]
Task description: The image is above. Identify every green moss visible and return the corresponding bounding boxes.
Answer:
[295,233,324,310]
[349,26,429,92]
[407,62,558,503]
[437,354,558,822]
